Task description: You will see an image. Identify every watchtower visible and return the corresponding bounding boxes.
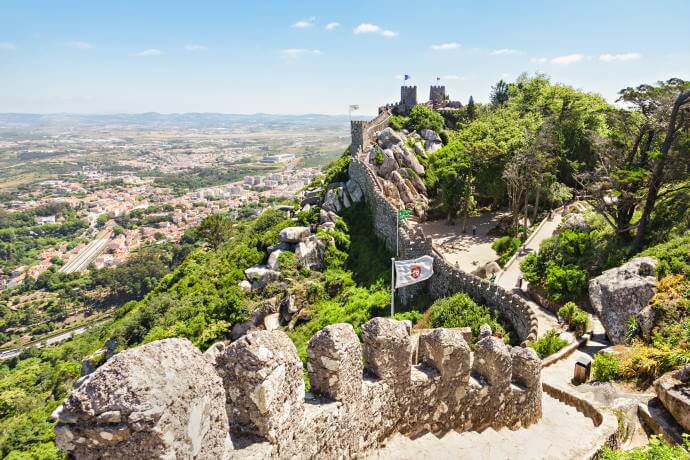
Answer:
[429,85,446,107]
[398,86,417,115]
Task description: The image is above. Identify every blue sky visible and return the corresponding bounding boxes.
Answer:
[1,0,689,115]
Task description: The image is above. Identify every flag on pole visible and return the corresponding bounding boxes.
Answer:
[436,76,441,81]
[394,255,434,288]
[398,209,412,220]
[349,104,360,111]
[404,74,410,81]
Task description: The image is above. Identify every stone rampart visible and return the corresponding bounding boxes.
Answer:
[54,319,542,459]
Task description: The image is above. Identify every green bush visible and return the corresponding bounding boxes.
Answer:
[639,233,690,277]
[528,329,568,359]
[492,236,521,267]
[393,310,423,323]
[405,105,445,133]
[592,352,621,382]
[428,292,506,341]
[544,264,588,301]
[557,301,589,336]
[388,115,408,131]
[520,252,541,284]
[600,434,690,459]
[373,146,384,165]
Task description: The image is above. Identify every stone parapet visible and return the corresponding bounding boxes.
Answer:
[55,319,542,459]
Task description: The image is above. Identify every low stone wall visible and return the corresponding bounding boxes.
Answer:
[54,319,542,459]
[429,252,539,345]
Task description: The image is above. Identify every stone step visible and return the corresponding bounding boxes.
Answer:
[638,398,686,445]
[369,393,600,460]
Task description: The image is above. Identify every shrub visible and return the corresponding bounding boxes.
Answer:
[492,236,521,267]
[373,146,384,165]
[528,329,569,359]
[388,115,408,131]
[438,130,449,145]
[592,352,621,382]
[544,264,588,302]
[520,252,541,284]
[600,434,690,460]
[557,301,589,336]
[393,310,423,323]
[639,233,690,277]
[428,292,506,341]
[405,105,445,133]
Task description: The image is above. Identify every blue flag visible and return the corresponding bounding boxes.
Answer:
[404,74,410,81]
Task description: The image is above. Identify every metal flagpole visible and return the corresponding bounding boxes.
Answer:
[390,257,395,316]
[396,211,399,257]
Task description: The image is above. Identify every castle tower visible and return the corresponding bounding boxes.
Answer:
[399,85,417,115]
[429,85,446,107]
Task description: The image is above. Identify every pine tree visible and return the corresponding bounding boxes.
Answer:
[466,96,477,120]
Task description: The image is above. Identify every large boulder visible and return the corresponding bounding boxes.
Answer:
[420,129,442,153]
[369,146,399,178]
[381,179,404,209]
[589,257,658,344]
[391,144,425,176]
[245,265,281,291]
[319,209,339,225]
[398,168,427,195]
[267,249,285,270]
[377,127,403,148]
[654,365,690,432]
[279,226,311,243]
[295,235,328,270]
[390,170,418,206]
[53,339,228,459]
[345,179,363,203]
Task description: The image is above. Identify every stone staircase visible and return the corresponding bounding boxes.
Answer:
[369,393,600,460]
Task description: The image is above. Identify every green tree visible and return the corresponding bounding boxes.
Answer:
[197,214,232,249]
[405,105,445,133]
[428,142,475,228]
[466,96,477,120]
[490,80,510,106]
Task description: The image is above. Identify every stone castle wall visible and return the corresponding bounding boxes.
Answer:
[54,319,542,459]
[348,119,538,343]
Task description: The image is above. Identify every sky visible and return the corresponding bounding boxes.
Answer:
[1,0,689,115]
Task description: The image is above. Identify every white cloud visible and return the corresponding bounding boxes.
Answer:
[354,23,380,34]
[132,48,162,57]
[431,42,461,50]
[550,53,584,65]
[530,57,548,64]
[325,22,340,30]
[281,48,322,60]
[65,41,93,49]
[184,44,207,51]
[490,48,521,56]
[0,42,16,50]
[353,23,397,38]
[292,17,316,29]
[599,52,641,62]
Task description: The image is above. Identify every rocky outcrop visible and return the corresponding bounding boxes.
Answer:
[279,226,311,244]
[295,235,328,270]
[654,365,690,432]
[589,257,658,344]
[244,265,281,291]
[391,144,425,175]
[53,338,229,459]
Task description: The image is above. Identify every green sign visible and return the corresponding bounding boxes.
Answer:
[398,209,412,219]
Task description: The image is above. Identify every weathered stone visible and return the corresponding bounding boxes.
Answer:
[391,144,425,175]
[390,170,417,205]
[381,179,404,209]
[308,323,363,402]
[377,127,403,148]
[263,313,281,331]
[636,305,658,341]
[346,179,363,203]
[361,317,412,385]
[473,335,512,387]
[510,347,541,389]
[54,338,228,459]
[419,328,471,382]
[319,222,336,231]
[238,280,252,292]
[420,129,441,143]
[232,320,257,340]
[267,249,285,270]
[278,226,311,243]
[374,148,400,178]
[295,235,327,270]
[244,265,281,291]
[425,140,442,153]
[589,257,658,344]
[398,168,427,195]
[212,330,305,444]
[413,142,426,158]
[654,365,690,432]
[319,209,339,225]
[322,188,342,212]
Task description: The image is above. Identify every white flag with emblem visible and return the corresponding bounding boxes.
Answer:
[394,255,434,288]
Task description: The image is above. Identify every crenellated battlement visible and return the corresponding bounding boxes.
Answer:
[53,319,541,459]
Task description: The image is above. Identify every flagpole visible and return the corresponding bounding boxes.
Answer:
[390,257,395,317]
[396,211,399,258]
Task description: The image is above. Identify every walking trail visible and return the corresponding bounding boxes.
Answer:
[495,210,565,337]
